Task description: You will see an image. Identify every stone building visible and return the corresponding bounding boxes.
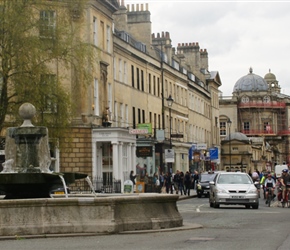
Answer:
[0,0,222,190]
[219,68,290,172]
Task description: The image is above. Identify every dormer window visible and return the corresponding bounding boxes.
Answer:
[241,96,249,103]
[263,96,270,103]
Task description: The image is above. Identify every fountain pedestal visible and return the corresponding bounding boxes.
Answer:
[9,126,47,173]
[0,103,88,199]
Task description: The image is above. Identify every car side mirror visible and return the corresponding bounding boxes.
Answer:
[209,181,215,185]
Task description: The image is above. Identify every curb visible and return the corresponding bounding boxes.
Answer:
[119,222,203,234]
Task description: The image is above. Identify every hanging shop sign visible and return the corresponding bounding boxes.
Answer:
[136,146,153,157]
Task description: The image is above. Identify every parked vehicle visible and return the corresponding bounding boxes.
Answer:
[275,164,288,178]
[197,172,218,198]
[209,172,259,209]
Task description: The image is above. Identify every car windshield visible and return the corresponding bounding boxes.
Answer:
[200,174,216,182]
[217,174,252,184]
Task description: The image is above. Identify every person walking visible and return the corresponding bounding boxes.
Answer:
[173,170,180,194]
[130,170,137,185]
[184,171,191,196]
[164,172,173,194]
[179,171,185,195]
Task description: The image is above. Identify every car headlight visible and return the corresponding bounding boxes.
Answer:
[216,188,227,193]
[248,189,257,194]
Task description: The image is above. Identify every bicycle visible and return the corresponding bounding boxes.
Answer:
[281,184,290,208]
[266,188,273,207]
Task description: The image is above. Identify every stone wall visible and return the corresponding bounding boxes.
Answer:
[0,194,183,236]
[60,127,92,177]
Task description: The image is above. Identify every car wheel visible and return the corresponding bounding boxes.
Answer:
[245,205,250,209]
[252,204,259,209]
[213,202,220,208]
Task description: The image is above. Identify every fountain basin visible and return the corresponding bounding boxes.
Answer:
[0,194,183,236]
[0,172,87,199]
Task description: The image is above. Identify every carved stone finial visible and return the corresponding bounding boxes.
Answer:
[19,103,36,127]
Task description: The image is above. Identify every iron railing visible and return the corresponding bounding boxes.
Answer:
[69,177,122,194]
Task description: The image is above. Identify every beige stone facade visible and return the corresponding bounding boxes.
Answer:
[0,1,222,189]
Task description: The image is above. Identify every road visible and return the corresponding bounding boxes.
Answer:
[0,196,289,250]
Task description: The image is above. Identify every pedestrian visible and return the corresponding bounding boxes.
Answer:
[159,171,164,187]
[192,170,199,190]
[144,172,149,192]
[164,172,173,194]
[173,170,180,194]
[179,171,185,195]
[130,170,137,186]
[184,171,191,196]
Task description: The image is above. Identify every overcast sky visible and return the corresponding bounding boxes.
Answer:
[125,0,290,96]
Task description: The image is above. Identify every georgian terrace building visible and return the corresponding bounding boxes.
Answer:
[0,1,222,191]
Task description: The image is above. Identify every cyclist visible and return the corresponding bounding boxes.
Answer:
[280,169,290,203]
[276,177,283,203]
[260,172,268,199]
[264,174,276,204]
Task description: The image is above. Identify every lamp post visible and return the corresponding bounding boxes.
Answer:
[166,95,174,173]
[227,119,232,169]
[166,95,174,149]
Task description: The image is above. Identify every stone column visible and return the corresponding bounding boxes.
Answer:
[131,143,136,172]
[112,142,119,180]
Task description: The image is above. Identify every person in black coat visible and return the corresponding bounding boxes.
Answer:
[130,170,137,185]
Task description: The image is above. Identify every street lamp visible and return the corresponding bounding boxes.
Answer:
[166,95,174,149]
[166,95,174,173]
[227,119,232,169]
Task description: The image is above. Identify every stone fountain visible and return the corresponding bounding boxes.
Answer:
[0,103,183,237]
[0,103,87,199]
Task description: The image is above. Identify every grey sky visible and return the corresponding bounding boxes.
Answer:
[126,0,290,96]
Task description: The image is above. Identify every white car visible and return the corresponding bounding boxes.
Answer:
[209,172,259,209]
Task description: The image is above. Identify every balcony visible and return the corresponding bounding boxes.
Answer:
[241,129,275,136]
[277,129,290,135]
[241,129,290,136]
[238,101,286,109]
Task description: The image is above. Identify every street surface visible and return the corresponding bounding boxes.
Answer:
[0,195,289,250]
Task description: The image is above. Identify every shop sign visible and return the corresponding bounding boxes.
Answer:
[129,129,148,134]
[136,146,153,157]
[171,133,183,138]
[197,143,207,150]
[137,123,152,134]
[165,149,175,163]
[156,129,165,141]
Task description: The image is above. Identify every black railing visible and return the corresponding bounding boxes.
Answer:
[69,177,121,194]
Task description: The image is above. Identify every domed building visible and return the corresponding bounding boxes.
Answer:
[219,68,290,172]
